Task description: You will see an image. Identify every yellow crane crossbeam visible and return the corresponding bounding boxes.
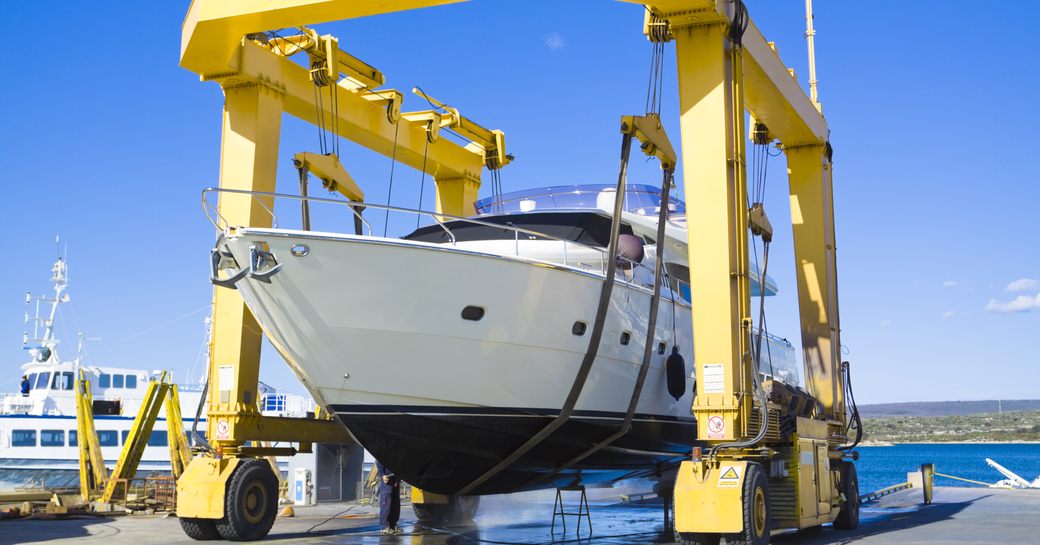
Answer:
[181,0,463,77]
[203,39,489,186]
[630,0,828,145]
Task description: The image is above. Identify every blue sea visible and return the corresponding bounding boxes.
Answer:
[2,444,1038,493]
[855,443,1040,493]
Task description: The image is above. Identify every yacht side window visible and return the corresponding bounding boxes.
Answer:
[99,373,111,388]
[126,375,138,389]
[113,375,124,388]
[35,372,51,390]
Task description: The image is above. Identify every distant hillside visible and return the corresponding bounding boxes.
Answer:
[859,400,1040,418]
[862,410,1040,443]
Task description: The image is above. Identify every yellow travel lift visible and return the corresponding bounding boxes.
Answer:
[174,1,858,543]
[635,1,861,544]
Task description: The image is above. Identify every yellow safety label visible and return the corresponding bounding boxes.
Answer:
[718,465,742,488]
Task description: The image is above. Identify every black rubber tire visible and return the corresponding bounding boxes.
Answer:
[833,461,860,530]
[725,462,770,545]
[215,459,279,541]
[179,517,221,541]
[675,530,721,545]
[413,495,480,526]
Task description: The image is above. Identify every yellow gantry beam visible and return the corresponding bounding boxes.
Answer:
[630,0,828,146]
[181,0,462,77]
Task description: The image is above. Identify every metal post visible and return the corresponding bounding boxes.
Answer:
[921,463,934,504]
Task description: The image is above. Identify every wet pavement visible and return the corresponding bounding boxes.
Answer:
[2,487,1035,545]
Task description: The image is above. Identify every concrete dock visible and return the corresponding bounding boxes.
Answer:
[1,487,1034,545]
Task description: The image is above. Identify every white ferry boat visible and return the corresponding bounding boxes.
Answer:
[0,253,309,481]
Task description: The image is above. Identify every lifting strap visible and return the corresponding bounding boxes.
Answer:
[530,166,676,485]
[456,130,637,496]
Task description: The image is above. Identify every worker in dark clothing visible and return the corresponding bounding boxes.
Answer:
[376,461,402,535]
[20,375,30,396]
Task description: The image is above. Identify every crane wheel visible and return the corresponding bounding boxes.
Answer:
[833,461,860,530]
[216,458,279,541]
[179,517,221,541]
[725,462,770,545]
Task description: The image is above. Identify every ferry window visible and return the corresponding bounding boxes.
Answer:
[52,373,73,391]
[99,373,111,388]
[41,430,64,447]
[113,375,125,388]
[26,373,36,390]
[12,430,37,447]
[121,430,130,444]
[69,430,78,446]
[35,372,51,390]
[148,431,168,447]
[263,394,286,412]
[126,375,138,389]
[97,430,118,447]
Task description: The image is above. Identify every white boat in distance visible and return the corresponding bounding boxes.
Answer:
[207,184,801,495]
[0,253,310,479]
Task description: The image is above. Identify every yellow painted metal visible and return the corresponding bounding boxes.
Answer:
[292,152,365,202]
[206,82,282,450]
[165,384,193,479]
[434,177,481,217]
[75,374,107,502]
[632,0,826,146]
[674,460,748,533]
[181,0,463,77]
[102,378,171,503]
[673,19,753,445]
[786,145,843,420]
[620,114,677,171]
[412,487,450,505]
[411,87,512,170]
[186,24,495,205]
[176,457,242,519]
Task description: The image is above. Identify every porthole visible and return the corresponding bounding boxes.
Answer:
[620,331,631,346]
[290,244,310,257]
[658,342,666,355]
[572,321,587,336]
[461,306,485,321]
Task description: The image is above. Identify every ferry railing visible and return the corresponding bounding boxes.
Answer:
[202,188,677,295]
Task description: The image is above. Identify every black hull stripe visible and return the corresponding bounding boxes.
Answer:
[328,404,695,423]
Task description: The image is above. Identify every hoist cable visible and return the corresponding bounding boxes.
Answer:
[383,121,401,237]
[416,134,431,229]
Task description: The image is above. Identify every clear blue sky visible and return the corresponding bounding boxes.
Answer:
[1,1,1037,404]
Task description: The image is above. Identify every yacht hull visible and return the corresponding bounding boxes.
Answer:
[224,229,699,495]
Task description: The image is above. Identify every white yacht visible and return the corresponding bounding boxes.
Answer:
[207,183,802,496]
[0,254,309,485]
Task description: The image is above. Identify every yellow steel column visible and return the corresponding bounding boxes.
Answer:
[434,175,481,216]
[786,144,843,420]
[208,82,284,447]
[674,21,753,443]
